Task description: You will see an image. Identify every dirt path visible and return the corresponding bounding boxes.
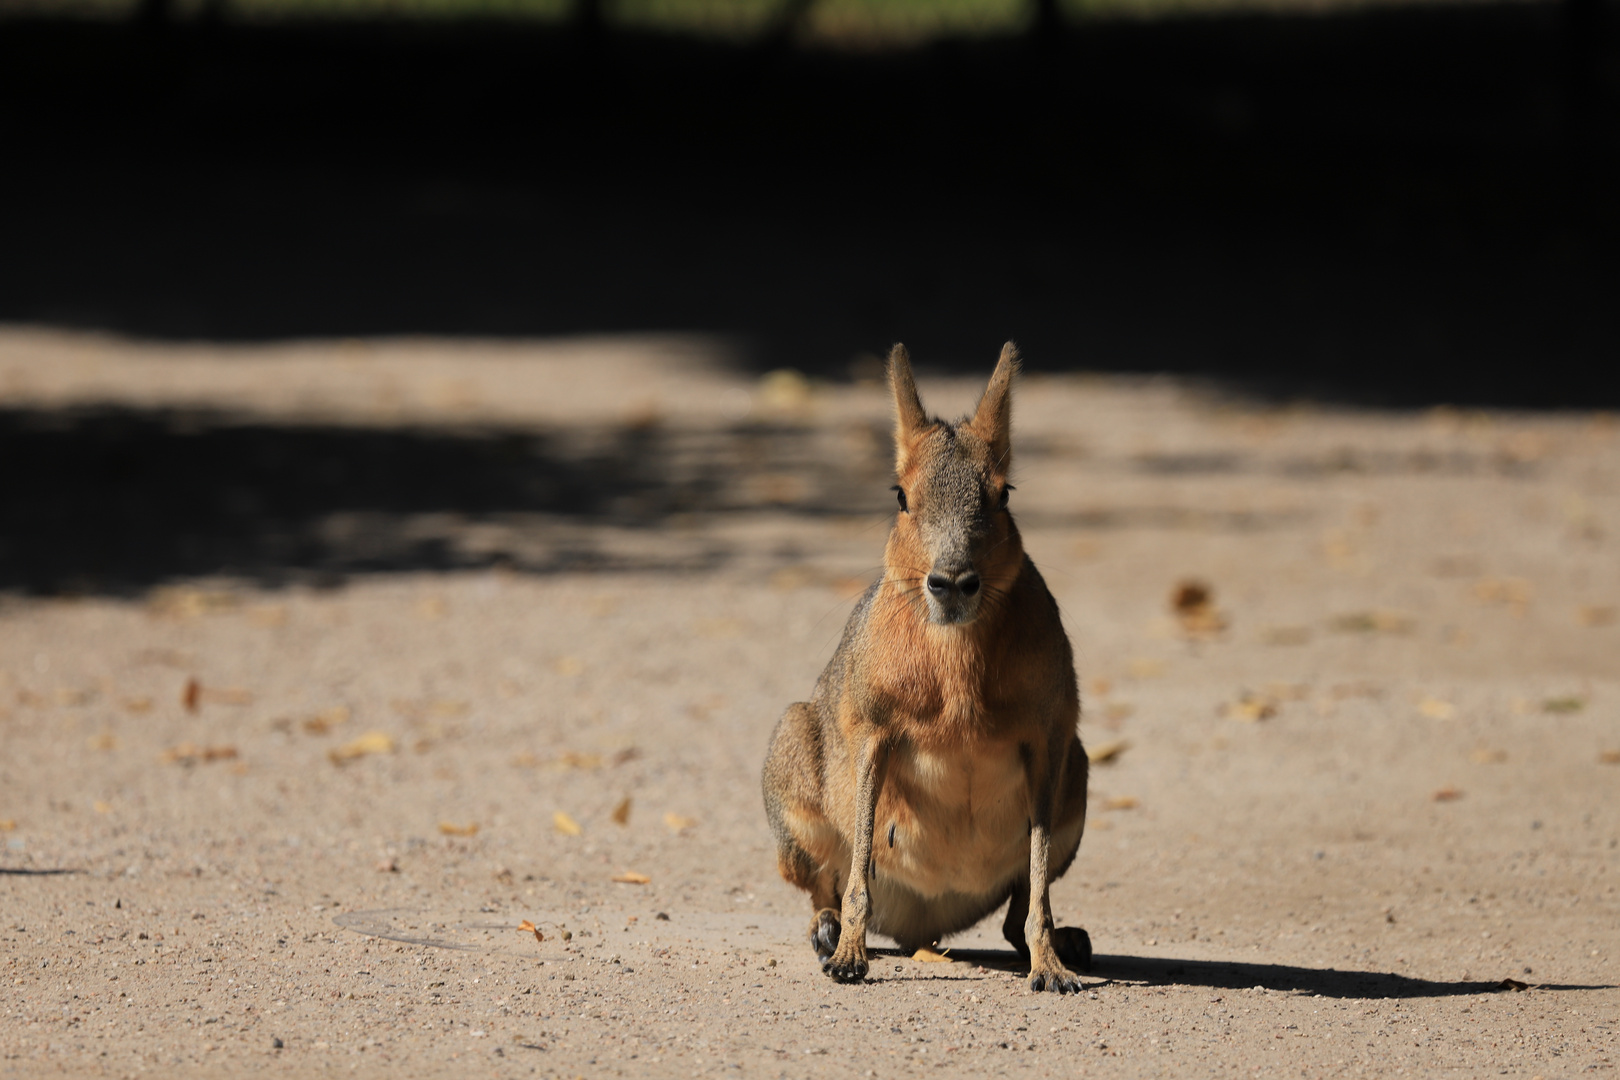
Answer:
[2,331,1616,1078]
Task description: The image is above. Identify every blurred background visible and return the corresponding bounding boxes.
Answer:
[2,0,1617,400]
[1,0,1618,595]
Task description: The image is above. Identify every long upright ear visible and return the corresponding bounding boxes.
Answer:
[968,341,1019,472]
[888,343,928,470]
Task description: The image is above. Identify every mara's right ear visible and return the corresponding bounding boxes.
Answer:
[966,341,1019,474]
[888,343,928,472]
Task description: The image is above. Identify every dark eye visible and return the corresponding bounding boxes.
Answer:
[998,485,1013,510]
[893,486,908,513]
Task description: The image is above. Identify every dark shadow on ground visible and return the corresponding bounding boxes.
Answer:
[929,948,1613,998]
[0,405,892,594]
[1,7,1616,406]
[0,396,1562,594]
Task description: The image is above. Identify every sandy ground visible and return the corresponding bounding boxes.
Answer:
[1,329,1617,1078]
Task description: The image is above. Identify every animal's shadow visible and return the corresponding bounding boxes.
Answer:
[886,947,1612,999]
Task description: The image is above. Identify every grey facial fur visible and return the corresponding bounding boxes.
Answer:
[912,425,998,626]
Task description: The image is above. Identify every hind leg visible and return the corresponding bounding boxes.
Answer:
[762,702,849,964]
[1003,737,1092,973]
[773,825,845,961]
[1004,874,1090,966]
[1006,738,1093,991]
[1048,736,1092,972]
[1002,880,1091,970]
[807,869,843,963]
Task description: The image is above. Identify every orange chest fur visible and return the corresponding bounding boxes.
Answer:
[858,585,1044,746]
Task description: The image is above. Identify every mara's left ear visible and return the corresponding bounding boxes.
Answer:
[967,341,1019,472]
[889,343,929,474]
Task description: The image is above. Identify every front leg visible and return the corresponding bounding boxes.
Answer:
[825,737,888,984]
[1023,820,1084,993]
[1020,740,1085,994]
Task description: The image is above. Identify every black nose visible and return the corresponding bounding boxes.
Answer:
[926,570,980,598]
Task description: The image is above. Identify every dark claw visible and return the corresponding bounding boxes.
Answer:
[1028,966,1085,993]
[823,955,868,983]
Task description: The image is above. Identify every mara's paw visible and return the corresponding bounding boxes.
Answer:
[1027,959,1084,994]
[808,909,841,964]
[1052,926,1092,973]
[821,939,870,984]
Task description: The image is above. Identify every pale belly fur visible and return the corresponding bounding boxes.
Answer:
[875,740,1032,901]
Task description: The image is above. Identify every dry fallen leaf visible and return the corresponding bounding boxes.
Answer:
[1473,578,1533,611]
[1172,579,1210,614]
[611,797,632,826]
[182,678,201,712]
[1470,747,1508,764]
[1171,579,1228,637]
[1432,786,1464,802]
[148,588,240,620]
[303,705,351,735]
[1329,611,1414,635]
[1086,739,1130,765]
[1223,693,1277,722]
[92,800,112,814]
[327,731,394,764]
[1103,796,1139,811]
[0,819,15,831]
[518,919,545,943]
[912,947,954,963]
[553,752,603,771]
[1419,697,1456,720]
[663,812,697,833]
[1598,750,1620,765]
[161,743,239,765]
[438,822,479,837]
[611,871,651,884]
[1577,605,1617,627]
[553,811,582,836]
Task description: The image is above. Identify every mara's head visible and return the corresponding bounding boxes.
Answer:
[885,342,1023,627]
